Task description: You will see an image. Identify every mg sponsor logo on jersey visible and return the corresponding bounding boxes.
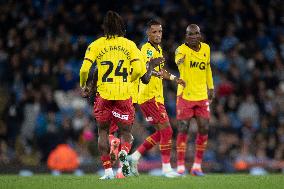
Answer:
[112,111,129,120]
[190,61,206,70]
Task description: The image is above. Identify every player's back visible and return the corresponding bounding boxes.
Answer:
[89,36,140,100]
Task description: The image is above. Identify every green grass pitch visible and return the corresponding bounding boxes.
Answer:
[1,174,284,189]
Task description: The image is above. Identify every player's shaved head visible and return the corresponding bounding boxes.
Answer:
[185,24,201,51]
[186,24,200,34]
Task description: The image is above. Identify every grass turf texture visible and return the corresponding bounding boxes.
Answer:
[1,174,283,189]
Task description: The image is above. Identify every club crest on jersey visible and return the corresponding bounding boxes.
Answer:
[146,50,153,58]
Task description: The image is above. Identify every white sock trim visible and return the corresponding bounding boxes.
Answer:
[105,168,114,175]
[192,163,201,169]
[162,163,172,173]
[177,165,185,171]
[131,151,141,161]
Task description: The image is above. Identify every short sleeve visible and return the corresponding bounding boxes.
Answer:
[175,46,185,64]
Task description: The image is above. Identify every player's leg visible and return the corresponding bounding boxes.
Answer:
[176,96,193,175]
[113,98,135,177]
[157,121,181,178]
[130,130,160,165]
[109,134,120,165]
[97,121,115,179]
[142,100,179,177]
[109,121,120,164]
[128,100,161,176]
[94,95,115,180]
[191,100,210,176]
[135,103,161,158]
[108,121,126,179]
[117,122,133,176]
[176,120,190,174]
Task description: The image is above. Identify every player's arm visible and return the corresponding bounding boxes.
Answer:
[140,57,165,84]
[81,66,98,98]
[80,59,92,88]
[131,57,164,84]
[158,68,185,87]
[175,46,186,66]
[80,43,96,96]
[139,46,165,84]
[130,43,163,84]
[206,51,214,102]
[89,66,98,95]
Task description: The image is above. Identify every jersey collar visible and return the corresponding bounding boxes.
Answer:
[148,41,160,53]
[185,42,201,52]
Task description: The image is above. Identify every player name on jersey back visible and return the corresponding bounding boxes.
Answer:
[85,37,146,101]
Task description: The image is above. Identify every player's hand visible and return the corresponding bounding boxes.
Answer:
[177,55,185,65]
[152,70,163,78]
[148,57,165,69]
[81,86,91,98]
[157,69,170,79]
[89,84,96,96]
[176,78,186,87]
[208,89,214,104]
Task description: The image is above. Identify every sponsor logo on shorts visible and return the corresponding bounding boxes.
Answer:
[112,111,129,120]
[145,117,153,122]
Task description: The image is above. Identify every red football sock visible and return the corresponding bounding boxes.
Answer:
[176,133,188,166]
[101,155,112,169]
[159,126,173,164]
[120,142,132,154]
[194,133,208,164]
[137,131,160,155]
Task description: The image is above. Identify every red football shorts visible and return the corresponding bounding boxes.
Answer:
[140,98,169,125]
[94,95,135,125]
[176,96,210,120]
[109,121,119,134]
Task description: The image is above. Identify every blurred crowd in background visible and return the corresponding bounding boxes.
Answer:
[0,0,284,174]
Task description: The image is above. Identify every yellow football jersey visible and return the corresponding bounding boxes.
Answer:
[130,73,139,104]
[175,42,214,101]
[138,42,164,104]
[80,36,146,100]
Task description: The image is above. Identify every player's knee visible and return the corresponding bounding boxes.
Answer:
[177,120,189,133]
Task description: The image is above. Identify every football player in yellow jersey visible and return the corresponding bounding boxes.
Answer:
[128,20,184,178]
[79,11,164,180]
[175,24,214,176]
